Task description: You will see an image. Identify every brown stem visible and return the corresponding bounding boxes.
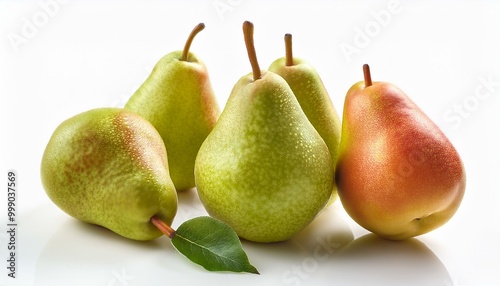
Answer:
[151,215,176,239]
[243,21,261,81]
[285,33,293,66]
[181,23,205,61]
[363,64,372,87]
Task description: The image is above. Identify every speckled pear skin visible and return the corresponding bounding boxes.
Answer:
[125,51,220,192]
[269,57,342,205]
[41,108,177,241]
[336,81,466,240]
[194,71,334,243]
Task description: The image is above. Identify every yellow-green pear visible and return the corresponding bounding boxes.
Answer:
[125,23,220,191]
[268,33,341,204]
[41,108,177,241]
[194,21,333,243]
[336,65,466,240]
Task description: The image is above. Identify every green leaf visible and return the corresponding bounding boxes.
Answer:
[171,216,259,274]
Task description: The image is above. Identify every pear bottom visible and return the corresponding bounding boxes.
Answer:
[195,155,333,243]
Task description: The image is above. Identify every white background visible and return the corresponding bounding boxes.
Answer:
[1,0,500,285]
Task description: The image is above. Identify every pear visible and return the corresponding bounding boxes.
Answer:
[336,64,466,240]
[40,108,177,241]
[125,23,220,191]
[268,33,341,205]
[194,21,333,243]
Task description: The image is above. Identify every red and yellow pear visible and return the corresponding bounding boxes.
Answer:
[336,64,466,240]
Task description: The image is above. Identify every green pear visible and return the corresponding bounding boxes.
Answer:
[194,21,333,243]
[125,23,220,191]
[41,108,177,241]
[336,65,466,240]
[268,33,341,204]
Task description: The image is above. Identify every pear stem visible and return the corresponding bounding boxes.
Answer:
[363,64,372,87]
[181,23,205,62]
[243,21,261,81]
[151,215,176,239]
[285,33,293,66]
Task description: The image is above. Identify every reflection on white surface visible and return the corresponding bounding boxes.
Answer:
[331,234,451,286]
[34,218,173,285]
